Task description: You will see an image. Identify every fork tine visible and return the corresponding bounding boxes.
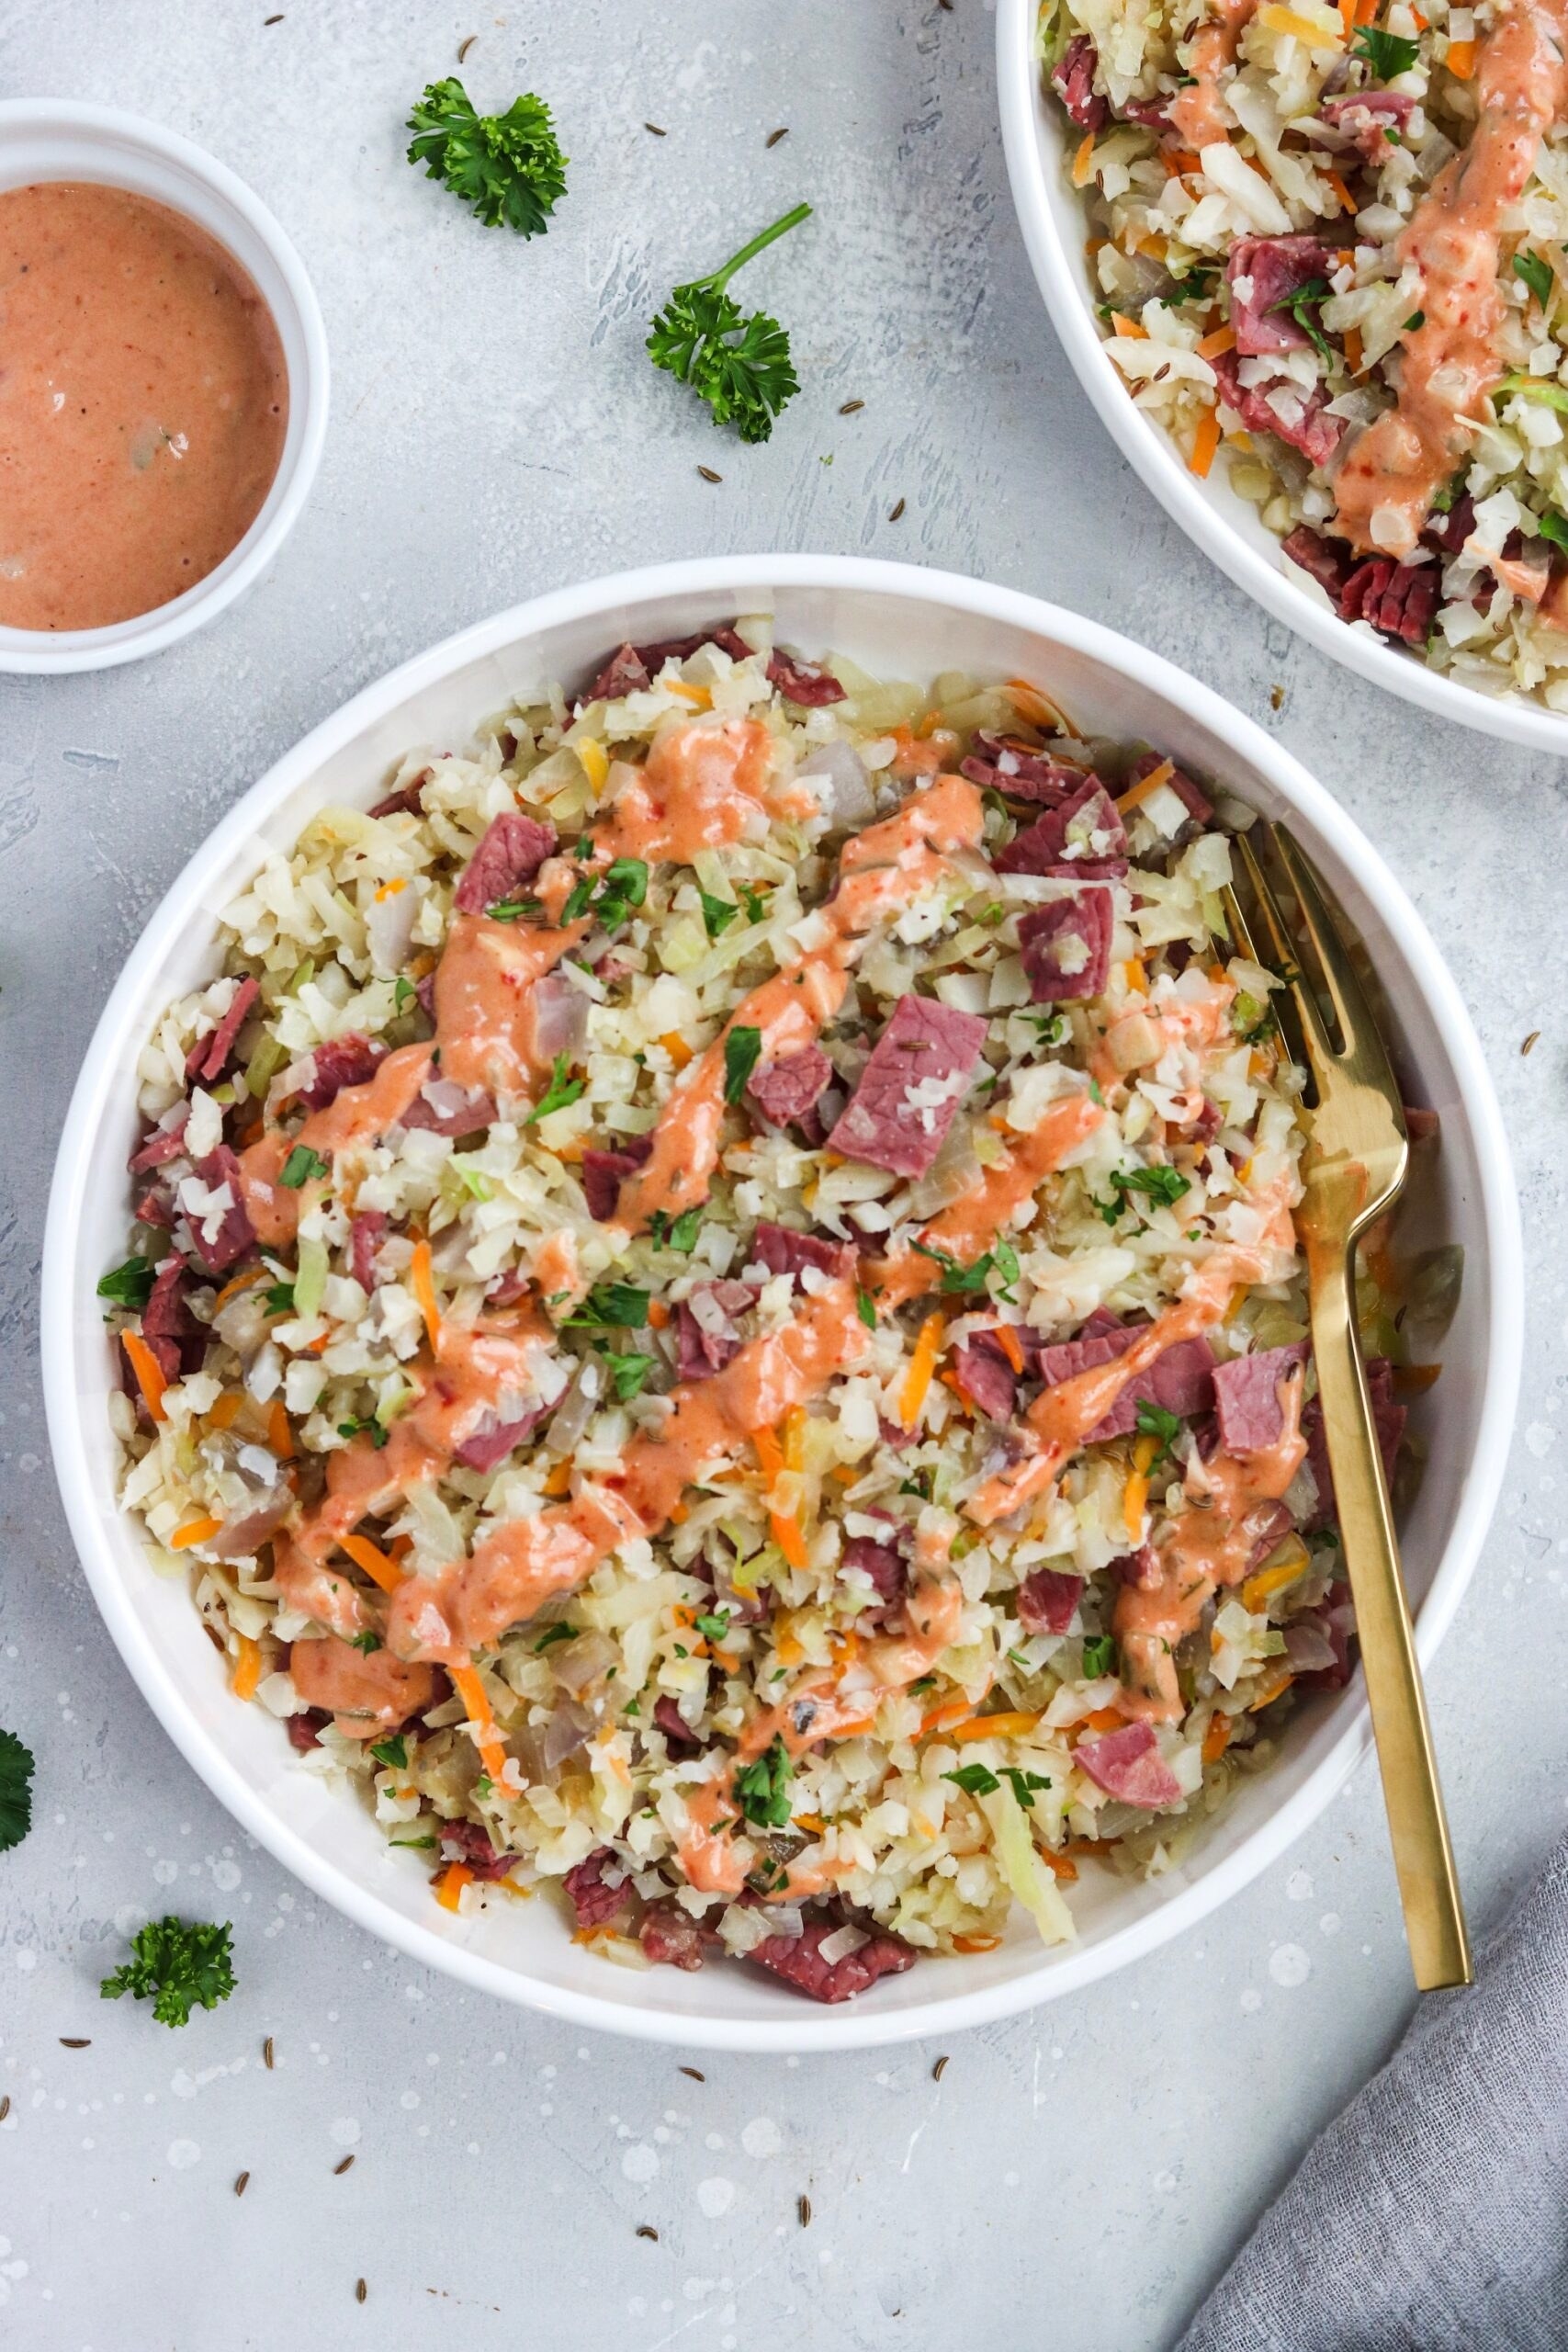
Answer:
[1235,829,1336,1079]
[1270,826,1404,1105]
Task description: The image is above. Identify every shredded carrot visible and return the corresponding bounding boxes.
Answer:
[660,1031,694,1070]
[575,734,609,791]
[169,1514,221,1550]
[919,1696,977,1736]
[1247,1668,1295,1713]
[231,1634,263,1702]
[434,1861,473,1912]
[542,1461,572,1497]
[647,1297,670,1329]
[338,1532,407,1594]
[1406,1,1426,18]
[1446,35,1474,73]
[783,1405,807,1475]
[994,1324,1025,1375]
[1071,129,1097,187]
[266,1399,294,1460]
[1110,310,1148,340]
[1122,957,1149,996]
[1122,1469,1149,1541]
[207,1390,244,1430]
[373,876,408,901]
[1342,323,1364,377]
[1241,1539,1310,1614]
[1041,1849,1079,1883]
[773,1631,806,1668]
[305,1330,332,1356]
[1165,148,1203,177]
[663,678,712,709]
[1007,677,1068,733]
[1078,1704,1125,1734]
[793,1812,826,1835]
[1327,169,1357,214]
[1359,0,1381,17]
[1337,0,1355,37]
[953,1933,1001,1953]
[949,1711,1041,1744]
[668,1501,689,1525]
[214,1265,268,1309]
[1195,323,1236,361]
[1115,758,1176,817]
[1189,409,1222,479]
[410,1236,441,1351]
[121,1331,168,1422]
[450,1663,511,1784]
[1393,1361,1442,1394]
[389,1534,413,1562]
[900,1311,945,1430]
[1202,1713,1234,1764]
[752,1426,807,1568]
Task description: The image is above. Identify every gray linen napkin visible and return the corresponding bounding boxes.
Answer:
[1177,1833,1568,2352]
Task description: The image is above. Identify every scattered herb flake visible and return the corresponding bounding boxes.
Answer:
[699,888,740,940]
[942,1761,1000,1797]
[857,1288,877,1329]
[608,1351,654,1402]
[534,1623,579,1652]
[1081,1634,1118,1679]
[96,1256,156,1310]
[565,1282,651,1329]
[1352,23,1419,76]
[368,1735,408,1770]
[525,1050,586,1125]
[1095,1164,1190,1225]
[723,1024,763,1103]
[734,1735,793,1828]
[1515,251,1554,308]
[279,1145,328,1189]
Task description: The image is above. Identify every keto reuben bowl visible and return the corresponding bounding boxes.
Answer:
[1025,0,1568,714]
[98,608,1449,2008]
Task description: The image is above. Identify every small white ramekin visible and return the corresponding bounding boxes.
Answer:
[0,100,329,673]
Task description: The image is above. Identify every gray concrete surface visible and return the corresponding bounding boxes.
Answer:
[0,3,1562,2346]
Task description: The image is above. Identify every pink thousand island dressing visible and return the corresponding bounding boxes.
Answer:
[0,181,288,631]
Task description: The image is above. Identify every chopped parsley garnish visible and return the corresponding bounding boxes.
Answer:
[390,1834,437,1849]
[1538,511,1568,551]
[734,1734,793,1826]
[562,856,649,932]
[699,888,741,940]
[1268,275,1334,368]
[649,1206,703,1252]
[999,1767,1053,1810]
[337,1417,389,1450]
[857,1288,877,1329]
[369,1735,408,1770]
[349,1630,384,1655]
[485,897,541,922]
[279,1145,328,1189]
[100,1917,236,2030]
[394,975,418,1012]
[534,1623,579,1652]
[564,1282,651,1328]
[263,1282,296,1317]
[1081,1634,1118,1679]
[0,1727,35,1853]
[694,1610,732,1642]
[911,1238,1021,1300]
[1232,988,1275,1043]
[1403,310,1426,332]
[723,1024,763,1103]
[739,881,769,923]
[1514,251,1554,309]
[1095,1164,1191,1225]
[647,203,810,444]
[899,1470,932,1500]
[607,1351,654,1402]
[942,1761,1001,1797]
[1166,263,1218,305]
[1352,24,1419,77]
[96,1256,156,1310]
[406,78,568,236]
[1135,1400,1183,1463]
[1025,1011,1071,1046]
[525,1050,586,1125]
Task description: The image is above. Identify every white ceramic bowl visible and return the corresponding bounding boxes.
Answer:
[996,0,1568,754]
[0,101,329,674]
[42,556,1520,2049]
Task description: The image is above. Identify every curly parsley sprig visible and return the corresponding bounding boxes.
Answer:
[406,78,568,236]
[648,202,812,444]
[100,1917,237,2030]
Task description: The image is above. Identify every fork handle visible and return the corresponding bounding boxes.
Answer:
[1305,1238,1472,1992]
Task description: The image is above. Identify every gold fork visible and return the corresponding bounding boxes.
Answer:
[1225,822,1472,1993]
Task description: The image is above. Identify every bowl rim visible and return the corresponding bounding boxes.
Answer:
[0,97,330,675]
[40,553,1524,2048]
[994,0,1568,756]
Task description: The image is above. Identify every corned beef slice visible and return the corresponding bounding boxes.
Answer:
[1019,889,1114,1003]
[1035,1318,1216,1442]
[1017,1566,1084,1636]
[140,1257,203,1383]
[959,731,1082,804]
[453,1403,548,1472]
[1211,349,1344,468]
[299,1033,384,1110]
[582,1135,653,1221]
[639,1903,706,1970]
[1052,32,1108,130]
[585,623,756,703]
[453,811,557,914]
[400,1081,497,1137]
[1226,234,1332,356]
[841,1534,908,1618]
[675,1280,756,1381]
[562,1849,629,1928]
[1076,1721,1182,1809]
[438,1820,516,1881]
[994,775,1126,876]
[749,1220,854,1283]
[1316,90,1414,161]
[1124,749,1213,826]
[1303,1358,1404,1529]
[349,1211,388,1292]
[827,994,987,1178]
[653,1695,701,1750]
[185,1146,256,1273]
[953,1330,1019,1421]
[1283,525,1353,602]
[1212,1343,1309,1453]
[746,1917,918,2003]
[768,648,847,705]
[1341,557,1440,648]
[128,1107,190,1174]
[748,1043,833,1127]
[185,976,259,1086]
